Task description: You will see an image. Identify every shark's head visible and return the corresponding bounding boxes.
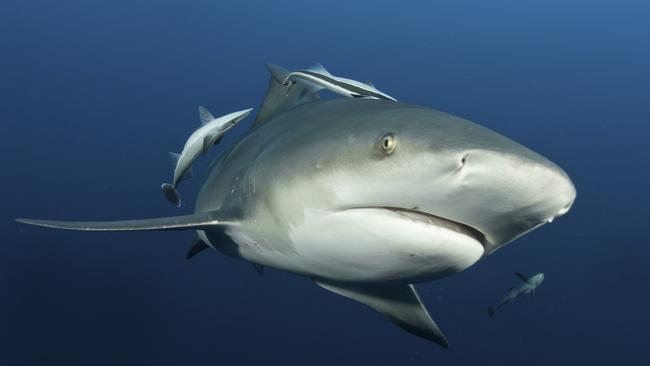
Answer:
[264,100,575,253]
[528,273,545,288]
[349,102,575,255]
[336,104,577,256]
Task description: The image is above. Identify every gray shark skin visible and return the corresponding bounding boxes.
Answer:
[16,68,576,348]
[488,273,545,318]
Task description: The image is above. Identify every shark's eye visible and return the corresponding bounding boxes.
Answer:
[380,132,396,154]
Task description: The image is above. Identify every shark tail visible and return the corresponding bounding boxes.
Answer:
[488,305,496,318]
[161,183,181,207]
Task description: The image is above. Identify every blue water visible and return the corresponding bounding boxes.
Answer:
[2,0,648,364]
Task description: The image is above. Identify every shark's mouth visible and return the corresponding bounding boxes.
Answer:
[348,206,487,247]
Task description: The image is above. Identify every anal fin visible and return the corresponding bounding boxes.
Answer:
[313,280,449,348]
[168,152,193,182]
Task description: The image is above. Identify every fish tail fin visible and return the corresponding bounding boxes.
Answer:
[161,183,181,207]
[488,306,496,318]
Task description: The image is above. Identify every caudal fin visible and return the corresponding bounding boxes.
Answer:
[488,306,496,318]
[161,183,181,207]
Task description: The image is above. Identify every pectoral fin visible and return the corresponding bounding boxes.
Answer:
[515,272,529,282]
[203,134,221,154]
[313,280,449,348]
[15,210,240,232]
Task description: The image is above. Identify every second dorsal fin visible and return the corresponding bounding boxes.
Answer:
[305,62,331,75]
[313,280,449,348]
[199,106,215,125]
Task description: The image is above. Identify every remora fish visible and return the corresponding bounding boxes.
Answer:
[16,64,575,348]
[280,63,397,101]
[161,107,252,206]
[488,272,545,318]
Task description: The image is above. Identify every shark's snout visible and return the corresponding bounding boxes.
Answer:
[554,181,576,219]
[454,148,576,254]
[539,162,576,221]
[478,150,576,253]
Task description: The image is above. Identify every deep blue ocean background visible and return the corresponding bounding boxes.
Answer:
[2,0,648,365]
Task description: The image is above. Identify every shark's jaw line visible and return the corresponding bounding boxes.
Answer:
[344,206,488,248]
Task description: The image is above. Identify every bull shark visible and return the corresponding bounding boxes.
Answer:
[488,272,545,318]
[279,63,397,101]
[15,64,575,348]
[161,107,252,207]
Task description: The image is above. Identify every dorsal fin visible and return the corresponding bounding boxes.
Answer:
[253,63,320,127]
[266,63,289,83]
[305,63,331,75]
[198,106,214,126]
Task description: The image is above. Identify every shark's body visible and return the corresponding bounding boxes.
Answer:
[282,63,397,101]
[488,272,545,318]
[161,107,252,206]
[16,65,575,348]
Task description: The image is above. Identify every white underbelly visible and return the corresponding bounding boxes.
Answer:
[231,208,484,283]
